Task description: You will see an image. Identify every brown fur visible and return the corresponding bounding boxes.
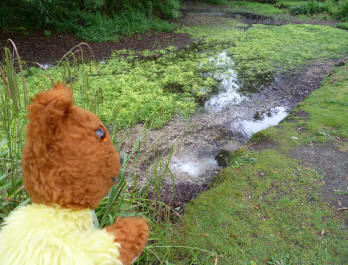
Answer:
[23,83,120,209]
[22,83,149,263]
[106,217,150,265]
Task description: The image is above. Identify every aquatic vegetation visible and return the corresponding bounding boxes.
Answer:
[180,21,348,76]
[6,46,221,131]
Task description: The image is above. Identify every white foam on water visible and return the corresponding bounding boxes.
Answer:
[170,156,218,178]
[204,52,246,112]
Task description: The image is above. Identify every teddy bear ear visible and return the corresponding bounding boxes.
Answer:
[27,82,73,124]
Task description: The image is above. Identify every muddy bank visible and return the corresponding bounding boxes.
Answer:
[117,55,342,211]
[0,30,194,64]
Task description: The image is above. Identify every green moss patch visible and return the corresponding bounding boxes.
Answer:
[169,150,346,264]
[18,47,220,130]
[180,22,348,76]
[228,1,284,15]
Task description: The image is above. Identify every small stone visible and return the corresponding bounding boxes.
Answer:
[335,60,345,67]
[291,136,298,140]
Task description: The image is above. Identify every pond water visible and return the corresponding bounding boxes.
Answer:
[170,156,219,179]
[234,106,288,138]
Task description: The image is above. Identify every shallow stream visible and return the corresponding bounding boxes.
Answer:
[168,51,290,187]
[115,43,336,209]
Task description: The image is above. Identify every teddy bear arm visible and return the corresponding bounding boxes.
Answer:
[105,217,149,265]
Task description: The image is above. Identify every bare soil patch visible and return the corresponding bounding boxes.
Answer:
[290,142,348,212]
[0,30,193,64]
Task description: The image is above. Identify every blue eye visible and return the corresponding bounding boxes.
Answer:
[96,127,106,141]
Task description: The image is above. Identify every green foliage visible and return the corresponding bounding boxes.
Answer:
[190,0,228,5]
[0,0,180,40]
[337,21,348,28]
[290,0,331,15]
[334,0,348,21]
[153,0,180,19]
[44,29,51,38]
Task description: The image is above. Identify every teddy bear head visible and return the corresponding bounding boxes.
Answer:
[22,83,121,209]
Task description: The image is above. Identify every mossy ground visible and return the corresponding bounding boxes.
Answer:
[228,1,285,16]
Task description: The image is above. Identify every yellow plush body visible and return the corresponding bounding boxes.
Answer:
[0,204,123,265]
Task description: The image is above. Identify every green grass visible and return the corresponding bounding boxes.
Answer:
[300,65,348,139]
[337,21,348,29]
[157,64,348,265]
[228,1,285,15]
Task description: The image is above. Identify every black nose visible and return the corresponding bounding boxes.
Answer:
[120,157,124,165]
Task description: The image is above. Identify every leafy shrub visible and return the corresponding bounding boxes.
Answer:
[290,0,327,15]
[76,13,120,42]
[153,0,180,18]
[247,0,277,3]
[334,0,348,21]
[152,18,178,32]
[0,0,180,39]
[190,0,228,5]
[289,0,339,15]
[336,21,348,28]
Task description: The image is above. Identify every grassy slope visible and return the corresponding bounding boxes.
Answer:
[162,62,348,265]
